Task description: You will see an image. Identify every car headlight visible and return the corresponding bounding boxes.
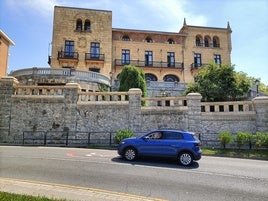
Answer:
[119,141,125,145]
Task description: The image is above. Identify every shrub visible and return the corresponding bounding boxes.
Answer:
[218,131,233,149]
[254,132,266,149]
[235,132,248,149]
[114,129,133,144]
[244,132,254,149]
[263,133,268,148]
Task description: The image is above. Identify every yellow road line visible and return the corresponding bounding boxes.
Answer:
[0,177,168,201]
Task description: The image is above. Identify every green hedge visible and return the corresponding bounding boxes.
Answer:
[114,129,133,144]
[218,131,268,149]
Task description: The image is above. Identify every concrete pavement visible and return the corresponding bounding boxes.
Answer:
[0,177,166,201]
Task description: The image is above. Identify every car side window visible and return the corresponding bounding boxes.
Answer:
[163,131,184,140]
[147,132,163,140]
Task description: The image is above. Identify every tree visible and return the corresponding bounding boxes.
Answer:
[184,63,250,101]
[118,65,147,97]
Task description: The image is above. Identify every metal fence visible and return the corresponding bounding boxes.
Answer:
[22,131,116,146]
[19,131,267,150]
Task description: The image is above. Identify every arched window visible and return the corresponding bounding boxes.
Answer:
[145,73,157,81]
[204,36,211,47]
[167,39,174,44]
[213,36,220,47]
[195,35,203,46]
[145,37,153,43]
[122,35,130,41]
[84,19,91,31]
[163,74,179,82]
[76,19,82,31]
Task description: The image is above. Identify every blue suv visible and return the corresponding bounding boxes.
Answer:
[118,129,202,166]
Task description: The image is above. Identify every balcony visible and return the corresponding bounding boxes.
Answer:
[85,53,105,61]
[191,63,208,70]
[57,51,79,64]
[85,53,105,66]
[115,59,183,69]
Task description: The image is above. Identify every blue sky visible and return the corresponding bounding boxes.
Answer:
[1,0,268,84]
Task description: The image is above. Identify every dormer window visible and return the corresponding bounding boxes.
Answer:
[84,19,91,31]
[76,19,82,31]
[145,37,153,43]
[167,39,174,44]
[122,35,130,41]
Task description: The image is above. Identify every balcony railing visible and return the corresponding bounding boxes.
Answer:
[191,63,208,70]
[115,59,183,69]
[85,53,105,61]
[195,42,220,48]
[58,51,79,60]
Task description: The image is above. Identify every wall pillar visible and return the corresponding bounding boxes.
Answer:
[186,93,202,133]
[64,83,81,131]
[128,88,142,133]
[0,76,19,142]
[253,96,268,132]
[64,83,80,103]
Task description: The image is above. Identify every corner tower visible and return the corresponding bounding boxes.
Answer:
[50,6,113,77]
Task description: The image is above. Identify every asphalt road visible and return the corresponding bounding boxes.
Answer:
[0,146,268,201]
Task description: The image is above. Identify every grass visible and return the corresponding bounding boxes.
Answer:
[0,191,66,201]
[202,148,268,160]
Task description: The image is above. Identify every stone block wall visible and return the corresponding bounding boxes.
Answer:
[0,77,267,146]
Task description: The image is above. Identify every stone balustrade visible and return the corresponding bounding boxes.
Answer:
[201,101,254,113]
[78,91,129,102]
[142,96,188,107]
[10,67,110,86]
[14,85,66,96]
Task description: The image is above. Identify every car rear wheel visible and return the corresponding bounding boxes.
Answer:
[124,147,137,161]
[179,152,193,166]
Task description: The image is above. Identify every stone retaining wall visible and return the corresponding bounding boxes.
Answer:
[0,76,267,147]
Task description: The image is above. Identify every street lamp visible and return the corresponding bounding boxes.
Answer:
[255,79,260,96]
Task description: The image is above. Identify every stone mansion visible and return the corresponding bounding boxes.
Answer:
[11,6,232,96]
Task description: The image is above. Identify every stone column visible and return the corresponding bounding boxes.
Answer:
[186,93,202,133]
[64,83,81,103]
[0,76,19,142]
[253,96,268,132]
[128,88,142,133]
[64,83,81,131]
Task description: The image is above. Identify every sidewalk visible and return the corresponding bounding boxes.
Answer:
[0,178,166,201]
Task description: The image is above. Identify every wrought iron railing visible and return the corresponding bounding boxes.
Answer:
[85,53,105,61]
[57,51,79,59]
[115,59,183,69]
[191,63,208,70]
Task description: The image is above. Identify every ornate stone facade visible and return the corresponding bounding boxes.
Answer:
[49,6,232,85]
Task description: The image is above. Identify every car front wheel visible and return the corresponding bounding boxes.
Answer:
[179,152,193,166]
[124,147,137,161]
